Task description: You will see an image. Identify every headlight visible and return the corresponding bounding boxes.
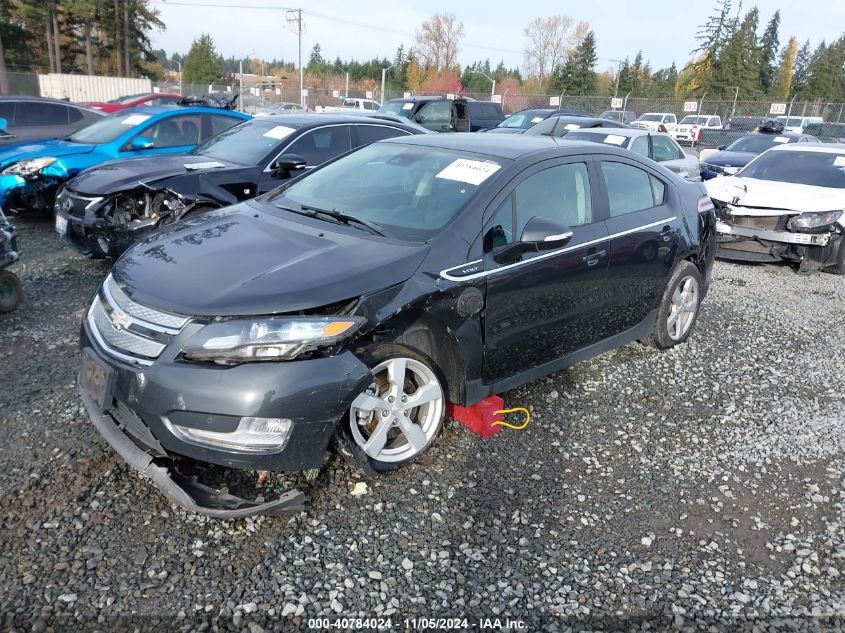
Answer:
[182,316,365,363]
[2,157,57,177]
[787,210,844,232]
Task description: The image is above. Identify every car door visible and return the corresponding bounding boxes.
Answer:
[598,157,680,336]
[256,124,353,193]
[481,157,612,384]
[413,100,453,132]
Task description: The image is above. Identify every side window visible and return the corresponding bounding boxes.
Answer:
[209,114,241,138]
[141,114,202,148]
[601,161,656,217]
[67,107,85,123]
[355,125,410,146]
[283,125,353,165]
[650,176,666,205]
[364,101,377,110]
[651,136,682,162]
[667,114,676,124]
[630,135,649,157]
[342,99,357,108]
[416,101,451,128]
[20,102,69,126]
[485,197,514,249]
[0,102,16,124]
[513,162,592,239]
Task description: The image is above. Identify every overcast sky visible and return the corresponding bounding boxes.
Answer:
[149,0,845,73]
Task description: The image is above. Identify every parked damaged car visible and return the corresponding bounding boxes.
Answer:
[0,106,248,216]
[56,114,422,258]
[707,143,845,274]
[78,134,717,516]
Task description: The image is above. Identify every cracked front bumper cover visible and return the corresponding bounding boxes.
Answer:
[716,220,831,246]
[80,387,307,518]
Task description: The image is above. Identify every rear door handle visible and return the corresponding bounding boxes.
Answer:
[659,225,674,241]
[582,249,607,266]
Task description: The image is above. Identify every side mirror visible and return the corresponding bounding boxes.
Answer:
[520,216,573,248]
[270,154,307,179]
[0,118,6,132]
[129,136,154,150]
[717,145,726,151]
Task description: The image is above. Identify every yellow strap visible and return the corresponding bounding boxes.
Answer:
[491,407,531,430]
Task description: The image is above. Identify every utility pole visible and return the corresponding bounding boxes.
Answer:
[239,59,243,112]
[381,64,396,104]
[285,9,304,107]
[610,59,624,98]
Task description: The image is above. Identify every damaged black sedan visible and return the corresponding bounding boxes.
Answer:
[56,114,422,258]
[79,134,716,516]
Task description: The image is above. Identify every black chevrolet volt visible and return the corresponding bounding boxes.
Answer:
[78,134,717,516]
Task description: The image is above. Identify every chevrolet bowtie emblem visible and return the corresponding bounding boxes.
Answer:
[110,310,130,331]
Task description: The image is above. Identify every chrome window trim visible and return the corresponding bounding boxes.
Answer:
[439,217,676,282]
[262,123,354,173]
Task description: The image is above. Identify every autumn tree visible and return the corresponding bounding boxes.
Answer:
[522,15,587,87]
[414,13,464,72]
[771,36,798,100]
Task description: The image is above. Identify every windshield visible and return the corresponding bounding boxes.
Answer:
[109,93,149,105]
[741,150,845,188]
[498,112,545,129]
[726,134,792,154]
[194,119,295,164]
[68,111,153,144]
[638,114,663,122]
[777,117,805,126]
[525,117,586,137]
[681,116,709,124]
[267,142,505,240]
[563,130,631,148]
[378,101,413,118]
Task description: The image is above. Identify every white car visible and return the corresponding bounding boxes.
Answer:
[775,115,823,134]
[672,115,722,144]
[630,112,677,133]
[316,98,381,113]
[706,143,845,274]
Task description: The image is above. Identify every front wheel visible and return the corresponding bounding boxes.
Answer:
[0,269,22,312]
[347,344,445,473]
[643,261,702,350]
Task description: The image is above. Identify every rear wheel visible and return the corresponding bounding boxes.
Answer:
[347,344,445,473]
[643,261,702,350]
[0,270,22,312]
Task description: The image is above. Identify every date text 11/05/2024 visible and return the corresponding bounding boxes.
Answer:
[307,617,528,630]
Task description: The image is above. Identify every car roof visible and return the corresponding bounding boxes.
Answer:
[0,95,103,113]
[381,131,623,160]
[116,105,247,116]
[258,112,413,127]
[769,142,845,154]
[564,127,651,138]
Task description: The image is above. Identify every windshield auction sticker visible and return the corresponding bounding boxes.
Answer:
[121,114,151,126]
[833,156,845,167]
[603,134,626,145]
[773,136,790,143]
[564,123,581,130]
[263,125,296,140]
[436,159,501,186]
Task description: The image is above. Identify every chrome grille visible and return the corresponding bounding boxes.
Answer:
[87,274,189,365]
[58,190,102,218]
[104,275,188,332]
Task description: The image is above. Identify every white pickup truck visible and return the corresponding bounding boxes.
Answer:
[316,97,381,113]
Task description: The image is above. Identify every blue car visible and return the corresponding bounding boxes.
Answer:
[0,106,250,214]
[700,131,819,180]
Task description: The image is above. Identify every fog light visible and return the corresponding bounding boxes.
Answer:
[169,416,292,452]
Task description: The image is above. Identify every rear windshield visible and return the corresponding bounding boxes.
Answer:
[741,150,845,188]
[563,130,631,148]
[194,119,296,164]
[109,93,149,104]
[638,114,663,122]
[776,117,805,126]
[498,112,545,129]
[378,101,414,118]
[726,134,793,154]
[681,116,709,124]
[68,111,153,144]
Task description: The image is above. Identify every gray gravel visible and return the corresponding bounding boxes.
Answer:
[2,216,845,631]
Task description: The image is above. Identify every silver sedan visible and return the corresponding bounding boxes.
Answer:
[560,128,701,181]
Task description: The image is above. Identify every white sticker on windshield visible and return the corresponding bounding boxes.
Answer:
[263,125,296,140]
[564,123,581,131]
[184,161,227,170]
[773,136,790,143]
[603,134,626,145]
[436,159,501,186]
[121,114,151,126]
[531,117,544,123]
[833,156,845,167]
[402,102,414,110]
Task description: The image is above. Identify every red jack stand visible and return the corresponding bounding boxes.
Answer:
[446,395,505,438]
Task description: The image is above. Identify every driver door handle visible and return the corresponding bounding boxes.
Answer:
[582,248,607,267]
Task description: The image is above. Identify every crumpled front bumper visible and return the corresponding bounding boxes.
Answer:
[716,220,843,271]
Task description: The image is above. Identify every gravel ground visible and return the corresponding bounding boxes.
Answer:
[1,216,844,632]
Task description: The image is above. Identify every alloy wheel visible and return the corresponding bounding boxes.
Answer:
[667,276,699,341]
[349,357,444,463]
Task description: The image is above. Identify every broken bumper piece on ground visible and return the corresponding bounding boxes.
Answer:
[80,388,307,518]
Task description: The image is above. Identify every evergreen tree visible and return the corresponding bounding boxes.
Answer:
[713,7,760,96]
[549,30,597,95]
[692,0,733,85]
[758,10,780,94]
[182,33,221,85]
[791,39,812,93]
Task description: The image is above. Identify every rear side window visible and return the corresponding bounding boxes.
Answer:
[20,102,69,126]
[650,176,666,205]
[284,125,353,166]
[355,125,410,145]
[601,162,656,217]
[67,107,85,123]
[0,102,15,124]
[472,103,500,118]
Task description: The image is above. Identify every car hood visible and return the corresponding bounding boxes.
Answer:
[113,202,430,317]
[71,153,237,195]
[706,176,845,214]
[702,151,757,167]
[0,138,96,169]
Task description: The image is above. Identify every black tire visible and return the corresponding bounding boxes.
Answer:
[824,237,845,275]
[343,343,446,474]
[0,269,22,312]
[642,260,703,350]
